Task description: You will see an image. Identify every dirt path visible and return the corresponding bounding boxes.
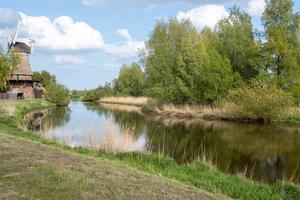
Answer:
[0,132,227,200]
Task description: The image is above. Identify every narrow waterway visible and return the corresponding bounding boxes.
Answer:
[31,101,300,184]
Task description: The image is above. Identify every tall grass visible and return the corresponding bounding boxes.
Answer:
[99,96,150,107]
[86,123,138,153]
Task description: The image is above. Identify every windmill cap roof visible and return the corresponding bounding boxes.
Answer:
[12,42,31,54]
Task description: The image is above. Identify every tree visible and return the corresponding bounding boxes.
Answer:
[81,83,114,102]
[262,0,300,98]
[0,48,20,91]
[45,83,70,106]
[114,63,145,96]
[217,7,259,81]
[142,19,234,104]
[32,70,57,88]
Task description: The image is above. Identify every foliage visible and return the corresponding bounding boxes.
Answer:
[223,79,293,122]
[216,7,260,80]
[71,90,85,99]
[81,83,114,102]
[32,70,57,88]
[142,19,234,104]
[262,0,300,99]
[32,70,70,106]
[113,63,145,96]
[45,83,71,106]
[0,48,20,92]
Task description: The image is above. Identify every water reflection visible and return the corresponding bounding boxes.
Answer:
[31,101,300,184]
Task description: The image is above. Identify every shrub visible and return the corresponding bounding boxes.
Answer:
[223,80,293,122]
[45,83,70,106]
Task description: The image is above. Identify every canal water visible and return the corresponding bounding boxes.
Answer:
[31,101,300,184]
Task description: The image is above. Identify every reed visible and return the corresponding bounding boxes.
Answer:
[99,96,150,107]
[86,123,136,153]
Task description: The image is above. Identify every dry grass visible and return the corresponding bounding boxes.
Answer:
[86,123,137,153]
[158,104,230,120]
[284,107,300,116]
[99,103,141,113]
[99,96,150,107]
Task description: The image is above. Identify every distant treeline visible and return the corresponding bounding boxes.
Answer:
[81,0,300,108]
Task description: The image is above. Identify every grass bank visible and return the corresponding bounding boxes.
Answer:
[1,99,300,199]
[99,96,300,123]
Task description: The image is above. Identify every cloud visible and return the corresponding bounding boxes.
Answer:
[0,8,21,28]
[19,13,105,51]
[3,12,145,57]
[103,39,145,57]
[246,0,266,17]
[82,0,106,6]
[118,0,248,7]
[53,55,85,65]
[111,28,145,55]
[117,29,132,40]
[177,5,229,31]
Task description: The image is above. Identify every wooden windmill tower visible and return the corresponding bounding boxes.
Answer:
[5,22,42,99]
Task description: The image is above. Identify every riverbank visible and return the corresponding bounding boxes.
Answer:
[1,99,300,199]
[98,96,300,123]
[0,132,221,200]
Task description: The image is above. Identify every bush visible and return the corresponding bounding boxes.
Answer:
[45,83,70,106]
[223,80,293,122]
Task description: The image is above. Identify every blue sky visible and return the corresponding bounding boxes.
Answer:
[0,0,299,90]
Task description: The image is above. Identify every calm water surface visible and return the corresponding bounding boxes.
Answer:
[31,101,300,184]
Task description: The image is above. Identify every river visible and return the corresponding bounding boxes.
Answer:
[30,101,300,184]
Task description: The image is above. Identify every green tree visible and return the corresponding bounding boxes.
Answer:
[217,7,259,80]
[114,63,145,96]
[0,48,20,91]
[81,83,114,102]
[45,83,70,106]
[32,70,57,88]
[142,19,234,104]
[262,0,300,98]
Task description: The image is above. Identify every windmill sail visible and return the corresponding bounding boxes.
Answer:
[11,21,21,47]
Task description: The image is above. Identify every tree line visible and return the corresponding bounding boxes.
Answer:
[83,0,300,108]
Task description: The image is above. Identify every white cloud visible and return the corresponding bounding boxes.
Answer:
[19,13,105,51]
[113,0,248,7]
[103,39,145,57]
[177,5,229,31]
[82,0,105,6]
[117,29,132,40]
[5,12,145,57]
[246,0,266,17]
[53,55,85,65]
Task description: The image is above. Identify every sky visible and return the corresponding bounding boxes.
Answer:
[0,0,299,90]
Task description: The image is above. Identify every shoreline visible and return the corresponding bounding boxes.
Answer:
[1,99,300,199]
[98,97,300,125]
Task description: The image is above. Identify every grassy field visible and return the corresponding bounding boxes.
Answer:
[1,99,300,199]
[0,132,222,200]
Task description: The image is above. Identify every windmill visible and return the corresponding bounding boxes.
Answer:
[4,21,42,100]
[5,21,33,81]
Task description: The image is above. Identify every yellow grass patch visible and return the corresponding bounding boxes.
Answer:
[99,96,150,107]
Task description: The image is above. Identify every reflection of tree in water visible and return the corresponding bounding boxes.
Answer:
[145,120,300,183]
[79,102,300,183]
[82,102,109,118]
[96,104,146,139]
[41,106,71,131]
[261,156,284,183]
[145,122,223,164]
